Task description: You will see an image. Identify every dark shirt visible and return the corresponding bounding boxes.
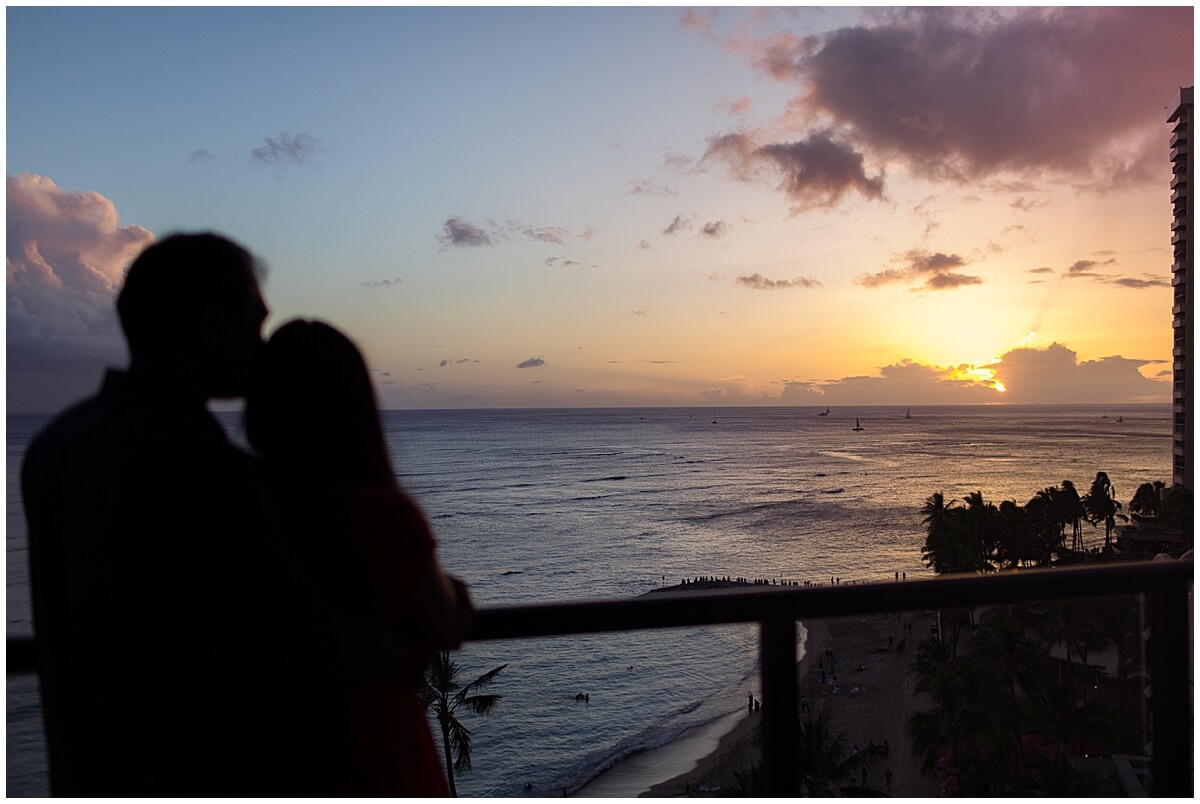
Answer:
[22,371,311,795]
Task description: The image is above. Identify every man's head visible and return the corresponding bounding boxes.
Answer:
[117,233,269,399]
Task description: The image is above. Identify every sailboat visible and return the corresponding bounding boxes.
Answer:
[905,408,913,419]
[852,418,864,431]
[818,406,830,416]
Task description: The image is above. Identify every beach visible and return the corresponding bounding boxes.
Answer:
[577,604,940,797]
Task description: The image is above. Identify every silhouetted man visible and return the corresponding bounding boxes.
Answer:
[22,233,309,795]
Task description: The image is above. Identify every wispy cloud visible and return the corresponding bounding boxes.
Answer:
[626,179,676,197]
[439,358,480,367]
[188,149,214,164]
[359,277,403,289]
[736,273,821,290]
[437,216,591,249]
[249,132,325,173]
[516,357,546,369]
[1060,256,1167,289]
[699,220,731,239]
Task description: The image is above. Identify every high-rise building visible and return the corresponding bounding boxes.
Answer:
[1168,87,1192,491]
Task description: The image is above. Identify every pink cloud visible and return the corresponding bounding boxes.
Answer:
[7,172,155,411]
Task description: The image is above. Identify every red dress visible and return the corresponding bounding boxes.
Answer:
[290,484,451,797]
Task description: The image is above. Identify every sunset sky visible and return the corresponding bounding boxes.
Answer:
[6,5,1194,412]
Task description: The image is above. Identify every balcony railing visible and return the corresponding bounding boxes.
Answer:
[7,559,1194,797]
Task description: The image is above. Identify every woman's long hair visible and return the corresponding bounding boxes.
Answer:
[246,319,394,489]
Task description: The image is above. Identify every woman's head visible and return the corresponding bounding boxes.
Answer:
[246,319,393,488]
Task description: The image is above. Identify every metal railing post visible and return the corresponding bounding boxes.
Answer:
[760,614,799,796]
[1148,577,1193,796]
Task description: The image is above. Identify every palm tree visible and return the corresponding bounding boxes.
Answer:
[796,710,887,795]
[1058,480,1085,555]
[1128,481,1164,529]
[419,651,507,796]
[1082,472,1121,553]
[973,607,1046,772]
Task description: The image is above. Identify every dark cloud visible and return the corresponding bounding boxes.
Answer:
[736,273,822,290]
[439,357,480,368]
[249,132,324,171]
[703,131,885,211]
[7,172,155,412]
[544,257,581,267]
[924,272,982,290]
[189,149,214,164]
[728,7,1192,190]
[437,216,493,248]
[359,277,403,289]
[699,220,731,239]
[516,357,546,369]
[781,359,998,406]
[1061,257,1166,289]
[989,343,1167,404]
[1027,267,1055,275]
[663,214,693,235]
[858,249,979,291]
[1109,276,1170,289]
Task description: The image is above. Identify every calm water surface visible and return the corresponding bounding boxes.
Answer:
[6,405,1172,795]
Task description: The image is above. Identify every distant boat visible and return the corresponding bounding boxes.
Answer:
[905,409,913,419]
[1117,416,1124,423]
[853,418,865,432]
[818,406,830,416]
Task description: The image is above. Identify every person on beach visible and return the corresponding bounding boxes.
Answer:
[245,318,472,796]
[22,233,311,795]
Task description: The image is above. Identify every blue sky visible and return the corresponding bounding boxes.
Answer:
[7,6,1194,412]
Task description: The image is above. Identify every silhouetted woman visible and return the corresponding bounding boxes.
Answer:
[246,319,470,796]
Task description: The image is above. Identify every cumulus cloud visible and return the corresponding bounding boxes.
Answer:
[781,344,1166,405]
[516,357,546,369]
[989,343,1166,403]
[249,132,324,172]
[359,277,403,289]
[721,7,1192,192]
[701,375,762,402]
[7,172,155,411]
[736,273,821,290]
[858,249,980,291]
[703,130,885,211]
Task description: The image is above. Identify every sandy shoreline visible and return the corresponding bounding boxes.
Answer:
[577,606,941,797]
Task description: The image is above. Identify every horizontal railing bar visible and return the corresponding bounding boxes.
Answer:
[7,560,1192,674]
[468,560,1192,642]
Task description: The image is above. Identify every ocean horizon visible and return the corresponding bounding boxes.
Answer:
[6,403,1173,795]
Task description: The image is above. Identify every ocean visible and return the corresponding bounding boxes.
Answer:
[5,404,1173,796]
